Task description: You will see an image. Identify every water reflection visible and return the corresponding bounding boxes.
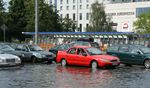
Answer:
[55,65,113,88]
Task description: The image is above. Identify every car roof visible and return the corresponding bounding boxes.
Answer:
[71,45,91,49]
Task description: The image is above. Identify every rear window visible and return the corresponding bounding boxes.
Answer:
[107,46,119,52]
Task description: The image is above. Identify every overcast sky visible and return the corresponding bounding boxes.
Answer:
[4,0,10,11]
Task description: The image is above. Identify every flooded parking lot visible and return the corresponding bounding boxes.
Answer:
[0,63,150,88]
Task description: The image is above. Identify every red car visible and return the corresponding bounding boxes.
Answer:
[56,46,120,68]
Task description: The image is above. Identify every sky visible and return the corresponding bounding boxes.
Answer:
[4,0,10,11]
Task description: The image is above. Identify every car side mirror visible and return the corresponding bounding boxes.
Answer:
[82,52,87,56]
[137,51,142,55]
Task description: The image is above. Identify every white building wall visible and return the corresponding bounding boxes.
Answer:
[56,0,150,32]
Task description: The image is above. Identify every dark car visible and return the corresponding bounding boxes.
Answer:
[0,45,32,63]
[15,44,55,63]
[106,44,150,69]
[49,43,74,55]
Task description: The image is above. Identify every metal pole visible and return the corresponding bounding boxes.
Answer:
[77,0,78,32]
[35,0,38,44]
[3,29,5,42]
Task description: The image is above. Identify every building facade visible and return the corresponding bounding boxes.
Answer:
[52,0,150,32]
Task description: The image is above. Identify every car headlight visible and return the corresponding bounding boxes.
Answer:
[35,53,42,58]
[100,58,110,62]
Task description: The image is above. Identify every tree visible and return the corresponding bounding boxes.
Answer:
[25,0,62,32]
[134,12,150,34]
[61,17,76,32]
[8,0,27,41]
[0,0,5,41]
[87,1,113,32]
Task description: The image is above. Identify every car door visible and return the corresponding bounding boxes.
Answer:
[66,48,77,65]
[76,48,89,66]
[118,46,131,64]
[129,48,144,65]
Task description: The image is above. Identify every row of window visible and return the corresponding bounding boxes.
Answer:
[60,13,90,20]
[60,4,89,10]
[60,0,89,4]
[136,7,150,17]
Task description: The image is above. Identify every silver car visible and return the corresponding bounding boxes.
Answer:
[0,54,21,67]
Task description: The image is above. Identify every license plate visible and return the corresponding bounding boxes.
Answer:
[112,62,118,65]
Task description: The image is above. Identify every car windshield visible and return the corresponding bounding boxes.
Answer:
[86,47,102,55]
[28,45,43,51]
[0,45,15,51]
[140,46,150,54]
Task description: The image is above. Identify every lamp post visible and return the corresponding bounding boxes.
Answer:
[35,0,38,44]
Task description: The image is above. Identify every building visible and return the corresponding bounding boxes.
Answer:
[47,0,150,32]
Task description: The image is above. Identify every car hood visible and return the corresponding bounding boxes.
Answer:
[91,54,118,60]
[0,54,19,59]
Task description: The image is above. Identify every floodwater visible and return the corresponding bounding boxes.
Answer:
[0,64,150,88]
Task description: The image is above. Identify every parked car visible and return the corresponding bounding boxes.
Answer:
[56,46,120,68]
[0,54,21,67]
[15,44,56,63]
[0,45,32,63]
[106,44,150,69]
[49,43,74,55]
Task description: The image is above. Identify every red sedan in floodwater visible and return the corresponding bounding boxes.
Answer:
[56,46,120,68]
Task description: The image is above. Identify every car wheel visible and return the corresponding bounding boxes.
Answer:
[61,59,67,66]
[32,56,37,63]
[144,59,150,69]
[91,61,98,69]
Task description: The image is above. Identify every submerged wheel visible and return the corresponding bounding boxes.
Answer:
[61,59,67,66]
[144,59,150,69]
[91,61,98,69]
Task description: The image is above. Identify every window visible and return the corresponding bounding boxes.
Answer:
[86,24,89,28]
[80,0,82,3]
[60,14,63,18]
[73,5,75,10]
[67,48,76,54]
[80,5,82,9]
[86,4,89,9]
[60,6,62,10]
[119,46,129,52]
[136,7,150,17]
[73,0,75,3]
[67,0,69,4]
[79,24,82,32]
[73,13,76,20]
[66,14,69,18]
[66,6,69,10]
[86,13,89,20]
[79,13,82,20]
[60,0,63,4]
[77,48,86,55]
[108,46,119,52]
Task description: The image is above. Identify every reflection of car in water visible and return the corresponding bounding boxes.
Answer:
[55,65,112,88]
[107,44,150,69]
[56,46,120,69]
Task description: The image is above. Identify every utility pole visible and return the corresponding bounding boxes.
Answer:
[1,24,7,42]
[77,0,79,32]
[35,0,38,44]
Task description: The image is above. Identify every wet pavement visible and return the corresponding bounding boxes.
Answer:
[0,63,150,88]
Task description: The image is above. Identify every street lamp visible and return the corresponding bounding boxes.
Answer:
[35,0,38,44]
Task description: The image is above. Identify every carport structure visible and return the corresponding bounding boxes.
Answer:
[22,32,135,46]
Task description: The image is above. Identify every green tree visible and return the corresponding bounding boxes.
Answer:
[61,17,76,32]
[8,0,27,41]
[25,0,62,32]
[134,12,150,34]
[87,1,113,32]
[0,0,5,41]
